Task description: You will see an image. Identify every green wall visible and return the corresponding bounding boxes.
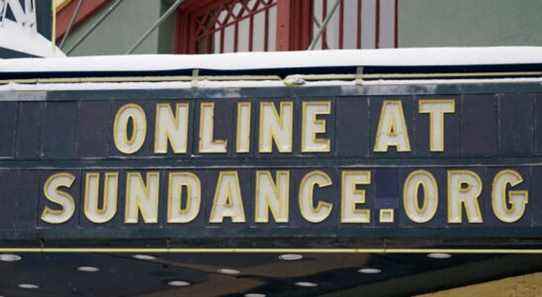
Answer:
[62,0,542,55]
[398,0,542,47]
[61,0,175,56]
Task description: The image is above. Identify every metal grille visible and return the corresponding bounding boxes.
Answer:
[0,0,36,31]
[191,0,277,54]
[311,0,398,49]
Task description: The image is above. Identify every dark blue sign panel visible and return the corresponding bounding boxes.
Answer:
[0,82,541,248]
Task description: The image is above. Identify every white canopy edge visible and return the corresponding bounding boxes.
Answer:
[0,47,541,73]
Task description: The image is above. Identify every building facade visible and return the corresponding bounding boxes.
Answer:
[0,2,540,297]
[55,0,542,56]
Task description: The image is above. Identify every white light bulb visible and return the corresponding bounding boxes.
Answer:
[295,281,318,287]
[133,254,156,260]
[168,280,191,287]
[278,254,303,261]
[18,283,39,289]
[358,267,382,274]
[427,253,452,259]
[217,268,241,275]
[77,266,100,272]
[0,254,22,262]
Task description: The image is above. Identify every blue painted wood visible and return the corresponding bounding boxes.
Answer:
[0,83,539,248]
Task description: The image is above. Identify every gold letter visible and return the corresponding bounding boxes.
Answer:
[403,170,438,223]
[447,170,483,223]
[236,102,251,153]
[154,103,189,154]
[125,172,160,224]
[302,101,331,152]
[492,169,528,223]
[259,101,293,153]
[255,171,289,223]
[199,102,227,153]
[84,172,118,223]
[419,99,455,152]
[209,171,246,223]
[168,172,201,223]
[341,170,371,223]
[41,172,76,224]
[299,170,333,223]
[113,103,147,154]
[374,100,411,152]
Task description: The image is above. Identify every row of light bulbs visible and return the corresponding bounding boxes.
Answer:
[0,252,452,297]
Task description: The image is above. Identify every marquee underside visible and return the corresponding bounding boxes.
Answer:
[0,252,540,297]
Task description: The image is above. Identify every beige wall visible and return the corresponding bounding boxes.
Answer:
[417,272,542,297]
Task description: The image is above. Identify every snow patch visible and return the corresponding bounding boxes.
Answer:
[0,47,541,73]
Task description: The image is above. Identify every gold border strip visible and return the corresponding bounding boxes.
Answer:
[300,71,542,81]
[1,72,541,86]
[0,248,542,254]
[0,75,282,85]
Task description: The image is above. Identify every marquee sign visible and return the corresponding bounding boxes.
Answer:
[0,82,541,247]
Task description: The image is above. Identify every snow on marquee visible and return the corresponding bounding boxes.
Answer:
[0,46,541,73]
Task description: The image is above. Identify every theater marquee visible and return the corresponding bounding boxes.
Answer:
[0,81,540,248]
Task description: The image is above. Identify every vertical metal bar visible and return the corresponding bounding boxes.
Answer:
[219,25,225,53]
[234,17,239,52]
[307,0,340,50]
[394,0,398,48]
[338,0,343,49]
[65,0,124,54]
[322,0,327,49]
[264,7,269,51]
[356,0,361,48]
[125,0,184,54]
[248,5,254,51]
[59,0,84,48]
[375,0,380,48]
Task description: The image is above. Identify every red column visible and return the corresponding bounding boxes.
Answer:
[276,0,291,51]
[293,0,312,50]
[276,0,312,51]
[175,9,190,53]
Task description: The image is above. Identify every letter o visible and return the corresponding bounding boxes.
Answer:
[403,170,438,223]
[113,103,147,154]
